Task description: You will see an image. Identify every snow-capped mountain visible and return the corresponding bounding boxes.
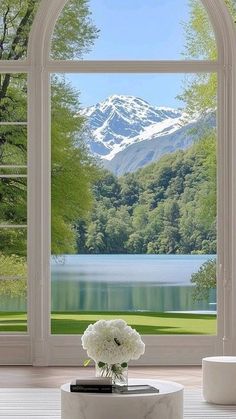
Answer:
[104,112,215,176]
[80,95,184,161]
[80,94,215,175]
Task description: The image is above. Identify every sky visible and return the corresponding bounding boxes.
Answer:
[64,0,214,109]
[67,73,190,109]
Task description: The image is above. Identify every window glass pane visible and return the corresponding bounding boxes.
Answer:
[0,177,27,225]
[0,0,41,60]
[0,228,27,333]
[0,70,28,333]
[51,0,217,60]
[0,126,27,165]
[226,1,236,23]
[0,74,27,122]
[51,72,217,335]
[0,227,27,256]
[0,167,27,175]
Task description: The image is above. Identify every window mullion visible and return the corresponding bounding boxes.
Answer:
[46,60,219,74]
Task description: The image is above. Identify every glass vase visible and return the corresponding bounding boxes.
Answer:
[95,362,128,386]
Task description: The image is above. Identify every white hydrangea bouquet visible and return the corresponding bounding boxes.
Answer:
[81,319,145,385]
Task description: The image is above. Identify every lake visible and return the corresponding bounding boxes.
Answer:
[51,254,216,313]
[0,254,216,312]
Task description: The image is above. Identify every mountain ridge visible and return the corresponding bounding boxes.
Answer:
[80,94,215,175]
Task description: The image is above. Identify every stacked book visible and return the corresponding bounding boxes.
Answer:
[70,378,159,394]
[70,377,112,393]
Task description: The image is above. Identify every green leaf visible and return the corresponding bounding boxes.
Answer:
[98,361,106,368]
[83,359,91,367]
[121,362,128,368]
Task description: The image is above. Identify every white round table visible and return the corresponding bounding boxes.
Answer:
[61,378,184,419]
[202,356,236,404]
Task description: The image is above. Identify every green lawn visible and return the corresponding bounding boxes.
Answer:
[0,312,27,332]
[51,311,216,335]
[0,311,216,335]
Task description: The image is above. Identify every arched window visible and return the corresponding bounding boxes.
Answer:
[0,0,236,365]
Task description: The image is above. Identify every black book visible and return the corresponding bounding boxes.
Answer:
[75,377,112,385]
[112,385,159,394]
[70,384,112,393]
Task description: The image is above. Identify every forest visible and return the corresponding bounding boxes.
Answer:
[76,130,216,255]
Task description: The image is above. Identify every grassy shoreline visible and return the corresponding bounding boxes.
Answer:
[0,311,216,335]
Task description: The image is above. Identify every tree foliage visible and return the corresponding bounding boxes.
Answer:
[180,0,236,116]
[0,0,99,60]
[183,0,217,61]
[0,0,39,60]
[177,0,236,299]
[51,77,99,254]
[77,132,217,255]
[51,0,99,59]
[0,0,99,294]
[191,259,216,301]
[0,254,26,297]
[225,0,236,22]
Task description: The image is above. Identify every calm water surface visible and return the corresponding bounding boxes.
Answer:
[51,254,216,312]
[0,254,216,312]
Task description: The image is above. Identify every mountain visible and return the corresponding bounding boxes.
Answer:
[81,95,183,157]
[80,95,215,175]
[104,112,215,176]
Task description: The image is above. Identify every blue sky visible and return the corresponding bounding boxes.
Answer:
[67,73,190,109]
[65,0,212,108]
[85,0,190,60]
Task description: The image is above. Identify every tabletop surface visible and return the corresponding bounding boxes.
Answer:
[61,379,184,398]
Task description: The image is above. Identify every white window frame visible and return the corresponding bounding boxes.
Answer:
[0,0,236,365]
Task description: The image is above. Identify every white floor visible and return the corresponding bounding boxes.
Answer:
[0,388,236,418]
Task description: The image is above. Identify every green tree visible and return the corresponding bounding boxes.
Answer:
[119,173,140,207]
[0,254,26,297]
[191,258,216,301]
[0,0,99,255]
[183,0,217,60]
[105,206,132,253]
[126,205,148,253]
[225,0,236,23]
[179,0,217,116]
[154,200,180,254]
[51,78,99,254]
[180,0,236,115]
[126,232,144,254]
[0,0,99,60]
[0,1,99,294]
[51,0,99,60]
[132,206,149,231]
[85,222,106,253]
[93,170,121,207]
[146,203,165,253]
[0,0,39,60]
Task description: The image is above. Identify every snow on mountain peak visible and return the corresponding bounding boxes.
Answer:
[80,95,184,160]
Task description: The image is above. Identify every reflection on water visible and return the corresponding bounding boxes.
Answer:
[0,295,26,311]
[0,254,216,312]
[51,254,216,312]
[51,280,216,312]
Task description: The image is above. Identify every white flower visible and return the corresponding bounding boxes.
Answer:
[81,319,145,364]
